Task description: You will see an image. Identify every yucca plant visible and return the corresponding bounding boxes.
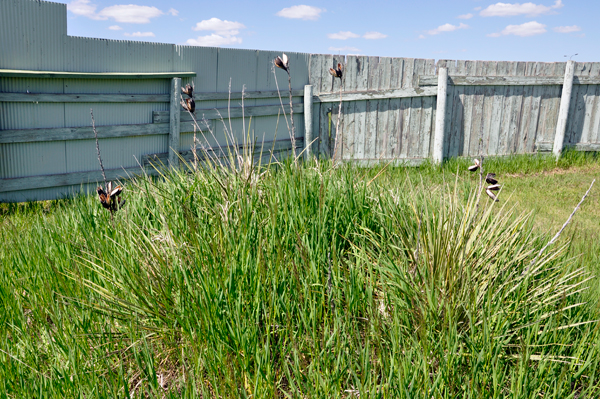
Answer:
[356,178,595,393]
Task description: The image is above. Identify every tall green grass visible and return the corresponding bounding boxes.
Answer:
[1,157,599,398]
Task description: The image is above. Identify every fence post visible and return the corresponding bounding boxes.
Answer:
[433,67,448,164]
[169,77,182,169]
[304,85,313,160]
[553,60,575,159]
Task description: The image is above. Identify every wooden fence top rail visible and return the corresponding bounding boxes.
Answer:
[0,69,196,79]
[314,87,437,102]
[419,75,600,86]
[0,90,304,103]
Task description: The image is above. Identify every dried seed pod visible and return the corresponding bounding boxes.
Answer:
[109,185,123,198]
[329,63,343,78]
[181,84,193,98]
[183,97,195,113]
[274,55,288,72]
[487,184,501,191]
[97,186,110,209]
[468,164,479,172]
[486,188,499,202]
[485,173,498,185]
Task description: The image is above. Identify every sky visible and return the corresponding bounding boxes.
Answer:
[59,0,598,63]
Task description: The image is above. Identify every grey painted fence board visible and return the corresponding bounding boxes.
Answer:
[0,123,170,143]
[481,61,498,155]
[386,58,403,158]
[0,69,196,79]
[353,56,370,160]
[0,93,170,103]
[419,75,600,86]
[399,58,414,158]
[580,63,600,144]
[142,138,303,166]
[0,165,157,193]
[152,104,304,125]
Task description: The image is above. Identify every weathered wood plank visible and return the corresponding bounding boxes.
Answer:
[461,61,477,156]
[342,55,358,159]
[314,86,437,102]
[375,57,393,159]
[420,59,436,158]
[468,61,486,156]
[568,62,593,145]
[168,78,181,169]
[481,61,498,155]
[0,165,158,193]
[0,123,170,144]
[329,55,344,159]
[554,61,575,157]
[580,63,600,144]
[399,58,415,157]
[387,58,403,158]
[447,60,466,158]
[507,62,526,154]
[0,93,170,103]
[318,55,334,157]
[516,62,536,154]
[537,63,558,144]
[524,62,544,153]
[433,66,448,163]
[309,54,323,158]
[0,69,196,79]
[408,59,425,159]
[152,103,304,125]
[418,75,600,86]
[536,141,600,152]
[497,62,517,154]
[364,56,381,160]
[142,138,303,166]
[353,56,370,160]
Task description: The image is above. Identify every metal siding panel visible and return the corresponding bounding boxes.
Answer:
[0,0,66,70]
[0,183,95,203]
[0,141,66,178]
[65,135,168,172]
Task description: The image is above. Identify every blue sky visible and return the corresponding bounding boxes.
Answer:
[60,0,597,63]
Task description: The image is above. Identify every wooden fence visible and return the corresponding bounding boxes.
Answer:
[2,0,600,202]
[306,56,600,165]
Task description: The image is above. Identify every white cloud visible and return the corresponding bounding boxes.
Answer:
[427,23,468,35]
[192,18,245,36]
[474,7,482,11]
[108,25,122,30]
[186,34,242,47]
[363,31,387,39]
[418,34,426,39]
[553,25,581,33]
[67,0,165,23]
[124,31,155,37]
[329,46,361,54]
[188,18,246,47]
[276,5,324,21]
[168,8,178,16]
[457,13,473,19]
[67,0,102,20]
[328,31,360,40]
[488,21,547,37]
[480,0,563,17]
[98,5,163,23]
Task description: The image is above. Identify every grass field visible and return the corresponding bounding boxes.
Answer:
[1,151,599,398]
